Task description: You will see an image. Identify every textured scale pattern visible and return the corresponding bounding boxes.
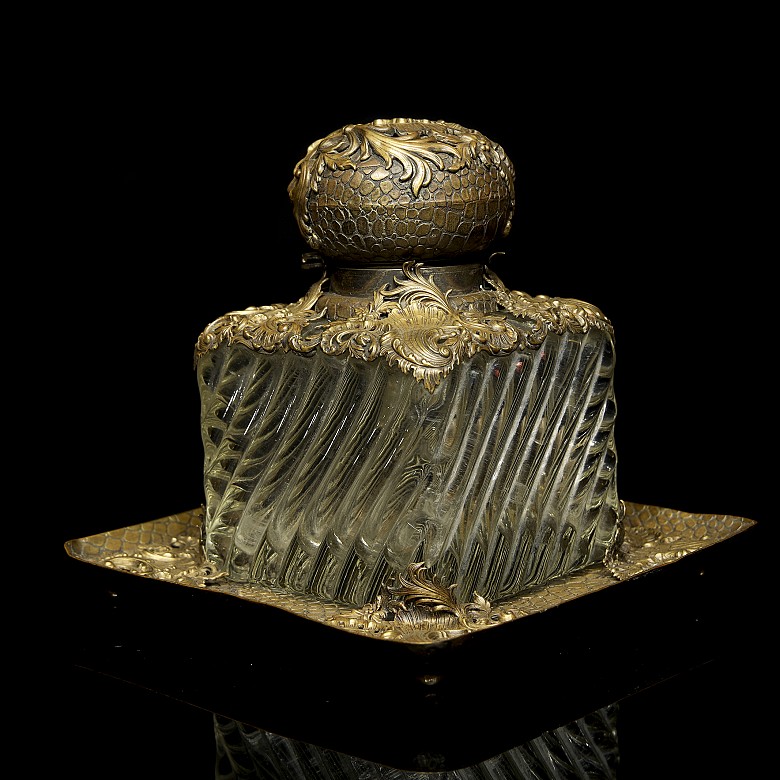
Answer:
[214,705,620,779]
[289,118,515,263]
[197,322,620,609]
[307,158,513,262]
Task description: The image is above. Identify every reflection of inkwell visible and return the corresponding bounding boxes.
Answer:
[213,708,620,779]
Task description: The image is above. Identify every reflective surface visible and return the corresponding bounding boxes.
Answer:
[59,48,772,780]
[61,512,765,778]
[194,117,623,612]
[60,659,764,779]
[212,706,621,779]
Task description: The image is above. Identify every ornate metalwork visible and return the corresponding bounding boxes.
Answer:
[101,528,227,586]
[194,262,613,391]
[329,562,504,642]
[64,503,756,644]
[194,278,327,359]
[487,269,614,339]
[287,118,516,262]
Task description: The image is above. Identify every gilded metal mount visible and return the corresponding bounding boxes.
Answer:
[288,118,515,264]
[196,118,610,391]
[65,503,755,644]
[195,262,612,392]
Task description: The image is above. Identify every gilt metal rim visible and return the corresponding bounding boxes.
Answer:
[64,501,755,645]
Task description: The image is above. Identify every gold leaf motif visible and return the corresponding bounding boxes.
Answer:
[103,535,226,587]
[386,561,460,615]
[487,269,613,339]
[320,263,521,391]
[293,119,497,202]
[195,264,611,391]
[194,278,327,360]
[288,119,516,257]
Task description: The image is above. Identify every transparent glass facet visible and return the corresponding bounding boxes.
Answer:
[197,323,620,608]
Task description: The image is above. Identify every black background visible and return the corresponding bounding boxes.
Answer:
[56,24,771,779]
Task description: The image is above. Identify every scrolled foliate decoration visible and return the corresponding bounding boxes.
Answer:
[194,278,328,360]
[195,263,613,391]
[320,263,519,392]
[294,117,509,198]
[288,118,516,261]
[329,562,505,641]
[486,268,614,341]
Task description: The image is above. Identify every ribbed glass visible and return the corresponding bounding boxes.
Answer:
[197,318,620,609]
[213,704,620,779]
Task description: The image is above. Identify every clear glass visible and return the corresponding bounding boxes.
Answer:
[197,321,620,608]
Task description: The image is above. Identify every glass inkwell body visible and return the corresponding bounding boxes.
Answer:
[194,118,624,631]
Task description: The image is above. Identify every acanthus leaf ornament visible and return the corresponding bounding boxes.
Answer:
[194,277,328,359]
[328,562,505,640]
[486,269,613,341]
[287,118,516,262]
[195,263,614,391]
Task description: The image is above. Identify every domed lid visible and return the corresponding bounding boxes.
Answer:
[288,118,516,268]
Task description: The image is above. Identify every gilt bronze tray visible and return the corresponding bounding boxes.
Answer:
[64,502,758,770]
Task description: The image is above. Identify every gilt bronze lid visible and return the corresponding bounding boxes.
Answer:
[287,118,516,266]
